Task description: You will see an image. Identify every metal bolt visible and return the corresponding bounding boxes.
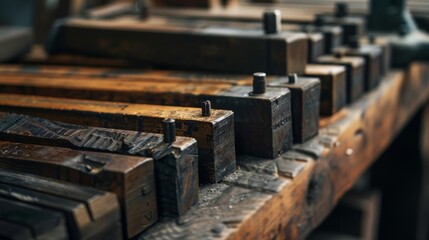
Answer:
[288,74,298,84]
[162,118,176,143]
[252,72,266,95]
[335,2,348,18]
[201,100,212,117]
[263,10,282,34]
[135,0,149,19]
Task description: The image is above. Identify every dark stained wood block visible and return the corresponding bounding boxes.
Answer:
[0,74,290,159]
[0,112,199,217]
[304,64,347,115]
[300,25,343,54]
[150,0,238,8]
[316,54,365,103]
[0,169,122,239]
[305,32,325,62]
[335,44,383,91]
[268,75,321,143]
[0,141,155,238]
[47,17,308,75]
[0,94,235,183]
[315,14,365,45]
[0,198,68,240]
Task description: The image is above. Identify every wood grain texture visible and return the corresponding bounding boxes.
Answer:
[0,169,122,239]
[139,64,429,239]
[316,55,365,103]
[0,73,289,159]
[47,16,308,75]
[0,112,199,217]
[0,94,235,183]
[0,141,155,238]
[304,64,347,115]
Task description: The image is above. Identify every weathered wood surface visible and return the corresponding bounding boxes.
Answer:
[139,64,429,239]
[0,74,288,160]
[0,198,68,240]
[304,64,347,115]
[0,94,235,183]
[0,169,122,239]
[0,112,199,217]
[316,55,365,103]
[47,16,308,75]
[0,141,155,238]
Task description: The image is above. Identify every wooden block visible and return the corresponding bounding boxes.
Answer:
[0,198,68,240]
[0,74,289,159]
[47,17,308,75]
[0,112,199,217]
[300,25,343,54]
[0,26,33,62]
[0,141,155,238]
[0,94,235,183]
[304,64,347,115]
[316,14,365,45]
[316,54,365,103]
[335,44,383,91]
[0,169,122,239]
[361,36,391,76]
[305,32,325,62]
[268,75,321,143]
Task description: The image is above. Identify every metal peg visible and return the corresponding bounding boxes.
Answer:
[288,74,298,84]
[202,100,212,117]
[162,118,176,143]
[263,10,281,34]
[335,3,348,18]
[252,72,266,95]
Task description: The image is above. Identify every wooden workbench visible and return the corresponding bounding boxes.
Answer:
[137,63,429,239]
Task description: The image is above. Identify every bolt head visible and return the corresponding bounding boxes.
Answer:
[263,10,282,34]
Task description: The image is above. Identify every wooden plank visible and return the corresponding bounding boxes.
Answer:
[0,112,199,217]
[138,64,429,239]
[0,141,155,238]
[0,169,122,239]
[0,198,68,240]
[0,74,287,160]
[47,16,308,75]
[0,94,235,183]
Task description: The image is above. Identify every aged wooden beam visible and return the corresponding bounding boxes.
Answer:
[47,16,308,75]
[0,198,68,240]
[139,64,429,239]
[316,54,365,103]
[0,94,234,183]
[0,112,199,217]
[0,141,155,238]
[0,169,122,239]
[0,75,288,159]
